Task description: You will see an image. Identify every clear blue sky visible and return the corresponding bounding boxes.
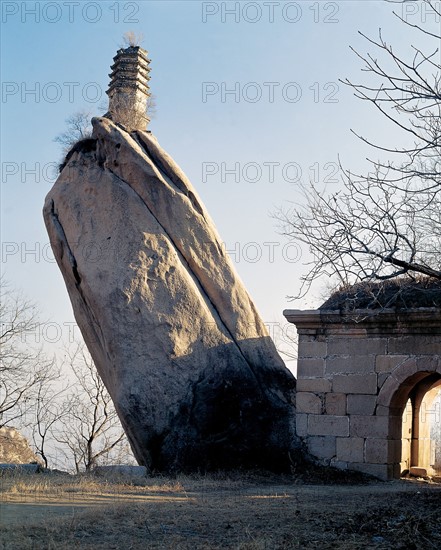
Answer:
[1,1,438,371]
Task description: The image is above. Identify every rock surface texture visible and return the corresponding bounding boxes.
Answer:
[44,117,298,472]
[0,427,41,464]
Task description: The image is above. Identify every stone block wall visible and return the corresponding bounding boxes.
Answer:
[284,309,441,480]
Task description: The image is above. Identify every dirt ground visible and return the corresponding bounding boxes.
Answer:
[1,470,441,549]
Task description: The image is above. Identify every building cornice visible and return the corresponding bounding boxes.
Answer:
[284,308,441,335]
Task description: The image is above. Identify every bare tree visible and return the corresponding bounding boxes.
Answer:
[146,93,157,120]
[108,93,151,131]
[54,110,93,154]
[55,342,129,473]
[278,0,441,298]
[272,323,298,363]
[0,280,57,427]
[122,30,144,48]
[31,375,68,469]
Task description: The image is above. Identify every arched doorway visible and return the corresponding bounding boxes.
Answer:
[402,376,441,476]
[377,359,441,478]
[430,387,441,474]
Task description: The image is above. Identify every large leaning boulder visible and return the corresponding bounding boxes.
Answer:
[44,117,298,472]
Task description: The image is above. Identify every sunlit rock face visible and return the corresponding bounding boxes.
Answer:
[0,427,41,464]
[44,117,298,472]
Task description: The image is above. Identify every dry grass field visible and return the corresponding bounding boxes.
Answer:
[1,468,441,549]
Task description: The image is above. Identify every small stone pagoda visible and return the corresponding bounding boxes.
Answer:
[106,45,151,131]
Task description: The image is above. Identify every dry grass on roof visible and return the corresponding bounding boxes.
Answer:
[320,277,441,311]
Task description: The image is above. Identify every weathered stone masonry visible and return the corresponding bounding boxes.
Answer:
[284,308,441,480]
[106,45,151,131]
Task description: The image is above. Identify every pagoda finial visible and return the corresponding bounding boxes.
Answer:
[106,40,151,132]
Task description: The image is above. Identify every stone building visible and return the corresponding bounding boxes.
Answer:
[106,45,151,131]
[284,307,441,480]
